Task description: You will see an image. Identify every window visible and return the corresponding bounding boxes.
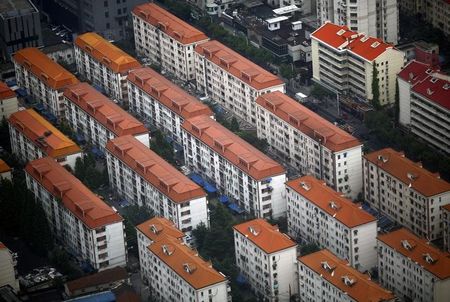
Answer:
[104,1,108,7]
[105,11,109,18]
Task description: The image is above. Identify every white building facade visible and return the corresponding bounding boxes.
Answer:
[234,219,298,302]
[311,22,405,106]
[127,67,213,146]
[378,228,450,302]
[132,3,209,82]
[256,91,363,199]
[63,82,149,152]
[0,242,19,293]
[74,32,141,102]
[194,40,285,126]
[363,148,450,241]
[8,109,82,169]
[106,135,209,238]
[443,205,450,253]
[298,249,396,302]
[13,47,79,118]
[286,175,377,272]
[25,157,127,271]
[182,115,287,219]
[0,81,18,119]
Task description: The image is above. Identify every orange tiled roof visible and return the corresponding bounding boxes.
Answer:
[0,242,5,249]
[75,33,141,74]
[443,204,450,212]
[0,159,11,173]
[378,228,450,280]
[25,157,123,229]
[195,40,284,90]
[64,83,148,137]
[299,249,395,302]
[257,92,361,152]
[286,176,376,228]
[66,267,128,293]
[132,3,208,45]
[182,115,285,180]
[127,67,212,120]
[136,217,185,242]
[364,148,450,197]
[8,109,81,158]
[311,22,394,61]
[0,81,16,100]
[13,48,79,89]
[148,235,226,290]
[106,135,206,203]
[233,218,296,254]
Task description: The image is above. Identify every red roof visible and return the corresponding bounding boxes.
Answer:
[397,60,438,86]
[299,249,396,302]
[443,204,450,212]
[378,228,450,279]
[0,81,15,100]
[127,67,212,120]
[106,135,206,203]
[412,74,450,110]
[0,242,6,249]
[364,148,450,197]
[286,176,376,228]
[0,159,11,173]
[195,40,284,90]
[25,157,123,229]
[64,83,148,137]
[233,218,297,254]
[311,22,394,61]
[13,48,79,89]
[136,217,185,242]
[182,115,285,180]
[256,92,361,152]
[132,3,208,45]
[66,267,128,293]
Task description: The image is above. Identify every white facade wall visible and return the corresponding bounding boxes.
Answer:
[0,96,18,119]
[74,47,127,102]
[106,152,208,238]
[8,123,81,169]
[132,15,208,82]
[363,158,450,241]
[64,100,150,151]
[286,188,377,271]
[182,130,287,218]
[13,62,65,118]
[398,77,412,126]
[256,105,363,199]
[378,241,450,302]
[234,230,298,301]
[194,53,285,126]
[0,247,19,292]
[0,170,12,181]
[25,173,127,271]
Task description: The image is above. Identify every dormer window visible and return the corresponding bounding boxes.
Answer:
[192,125,200,135]
[300,181,310,191]
[423,253,437,264]
[342,275,356,286]
[162,244,174,256]
[248,226,260,236]
[183,263,197,274]
[321,261,335,272]
[401,239,414,251]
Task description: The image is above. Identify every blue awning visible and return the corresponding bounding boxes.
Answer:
[91,146,104,157]
[203,181,217,193]
[76,133,86,144]
[93,84,105,93]
[16,88,27,97]
[219,195,229,204]
[228,203,244,214]
[67,291,115,302]
[33,103,45,112]
[236,273,247,285]
[6,80,16,87]
[189,173,204,186]
[173,142,183,152]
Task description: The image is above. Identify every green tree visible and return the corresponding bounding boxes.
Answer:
[150,130,176,165]
[230,117,240,132]
[394,80,400,124]
[238,131,268,153]
[122,204,154,254]
[299,242,320,256]
[279,64,294,79]
[371,64,381,109]
[310,83,333,101]
[0,118,11,152]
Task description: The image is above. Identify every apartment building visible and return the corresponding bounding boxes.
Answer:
[256,91,363,199]
[298,249,396,302]
[8,109,82,168]
[399,0,450,36]
[147,234,230,302]
[363,148,450,241]
[132,3,209,81]
[74,32,141,102]
[182,115,287,218]
[63,82,149,152]
[397,60,450,154]
[127,67,213,145]
[0,242,19,293]
[0,159,12,181]
[13,48,79,118]
[311,22,405,106]
[25,157,127,271]
[316,0,398,44]
[377,228,450,302]
[136,217,185,284]
[443,205,450,253]
[0,0,42,60]
[286,175,377,272]
[105,135,208,238]
[233,219,298,302]
[194,40,285,125]
[0,81,18,119]
[189,0,237,15]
